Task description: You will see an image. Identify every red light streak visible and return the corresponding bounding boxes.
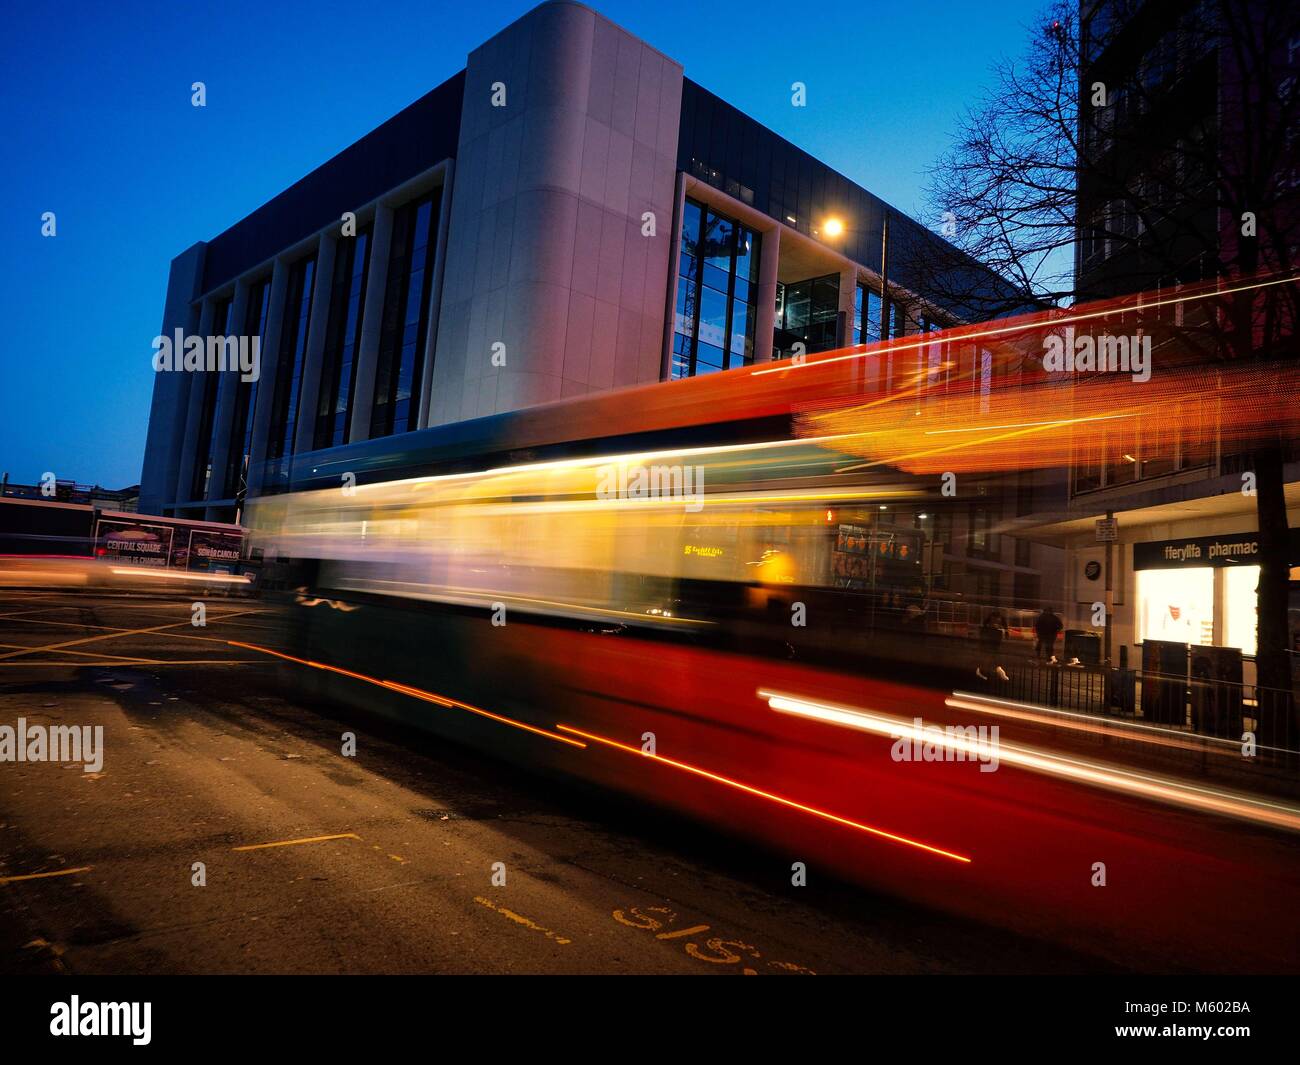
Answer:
[554,722,971,863]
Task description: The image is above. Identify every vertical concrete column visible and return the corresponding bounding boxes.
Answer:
[348,204,394,443]
[755,222,782,362]
[205,280,250,511]
[245,258,290,498]
[659,172,687,380]
[173,298,217,507]
[837,265,858,348]
[292,232,338,456]
[139,242,206,516]
[417,163,455,429]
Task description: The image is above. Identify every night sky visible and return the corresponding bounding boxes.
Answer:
[0,0,1045,488]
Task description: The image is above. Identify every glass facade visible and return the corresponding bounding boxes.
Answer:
[265,254,317,485]
[863,284,883,343]
[223,279,271,499]
[315,227,372,449]
[672,198,761,379]
[775,273,839,355]
[190,297,232,500]
[371,191,440,437]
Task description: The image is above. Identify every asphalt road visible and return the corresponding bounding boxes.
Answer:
[0,589,1115,975]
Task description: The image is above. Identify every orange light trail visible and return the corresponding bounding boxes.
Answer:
[752,272,1300,377]
[553,722,971,863]
[227,640,586,749]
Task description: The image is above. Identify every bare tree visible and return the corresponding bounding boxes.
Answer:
[921,0,1300,719]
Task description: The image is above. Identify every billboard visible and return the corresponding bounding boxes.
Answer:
[180,528,244,573]
[93,519,174,568]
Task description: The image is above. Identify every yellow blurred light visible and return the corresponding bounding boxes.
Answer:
[823,217,844,238]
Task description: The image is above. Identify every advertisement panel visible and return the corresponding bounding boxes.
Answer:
[179,528,245,573]
[93,519,174,568]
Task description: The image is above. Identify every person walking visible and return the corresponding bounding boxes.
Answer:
[977,610,1008,681]
[1034,607,1063,661]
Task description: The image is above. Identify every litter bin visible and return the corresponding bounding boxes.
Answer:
[1064,629,1102,666]
[1142,639,1188,725]
[1189,644,1243,738]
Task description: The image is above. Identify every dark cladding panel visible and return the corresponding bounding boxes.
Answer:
[201,72,465,294]
[677,77,1034,321]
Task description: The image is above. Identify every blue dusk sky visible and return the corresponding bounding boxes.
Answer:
[0,0,1047,488]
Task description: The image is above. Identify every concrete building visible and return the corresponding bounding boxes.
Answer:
[139,0,1024,522]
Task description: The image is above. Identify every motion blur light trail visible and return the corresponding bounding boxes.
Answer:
[228,640,587,749]
[944,691,1279,758]
[109,568,254,585]
[757,271,1300,378]
[762,690,1300,833]
[209,269,1300,971]
[553,722,972,864]
[233,641,971,862]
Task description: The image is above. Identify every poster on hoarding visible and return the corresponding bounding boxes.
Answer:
[93,519,174,568]
[179,528,245,573]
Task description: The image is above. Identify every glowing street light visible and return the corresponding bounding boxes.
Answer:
[822,216,845,238]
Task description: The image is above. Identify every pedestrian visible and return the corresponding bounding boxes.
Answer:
[1034,606,1063,662]
[977,610,1008,681]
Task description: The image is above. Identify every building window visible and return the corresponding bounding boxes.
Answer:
[863,286,882,342]
[371,191,440,438]
[315,228,372,449]
[265,254,317,486]
[672,198,762,379]
[223,279,271,499]
[885,297,907,338]
[968,500,1000,558]
[191,297,232,500]
[775,273,839,356]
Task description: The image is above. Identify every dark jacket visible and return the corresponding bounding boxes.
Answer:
[1034,610,1063,640]
[979,615,1005,651]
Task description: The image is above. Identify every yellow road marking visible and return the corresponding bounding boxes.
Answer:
[0,866,92,886]
[0,610,263,661]
[0,659,259,667]
[0,617,134,634]
[0,615,265,649]
[0,621,195,659]
[474,896,572,944]
[656,924,710,940]
[233,832,361,852]
[0,643,158,663]
[0,607,68,620]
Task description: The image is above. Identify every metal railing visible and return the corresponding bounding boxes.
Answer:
[977,657,1298,768]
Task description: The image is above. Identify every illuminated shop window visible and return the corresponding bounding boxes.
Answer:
[1136,567,1213,646]
[1223,565,1260,656]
